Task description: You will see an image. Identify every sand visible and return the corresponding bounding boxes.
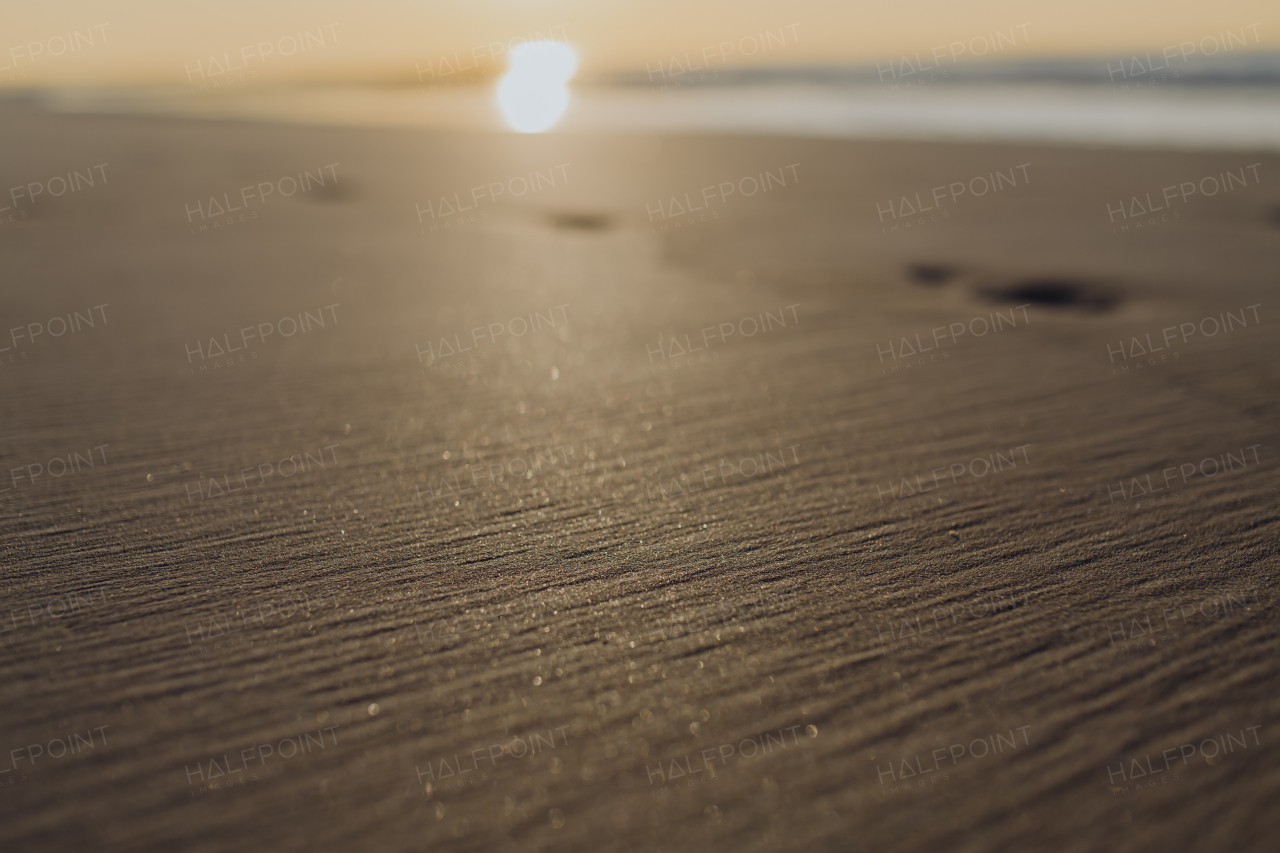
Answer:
[0,96,1277,853]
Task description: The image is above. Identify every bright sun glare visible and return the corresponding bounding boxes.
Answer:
[496,41,578,133]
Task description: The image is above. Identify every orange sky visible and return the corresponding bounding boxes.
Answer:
[1,1,1276,86]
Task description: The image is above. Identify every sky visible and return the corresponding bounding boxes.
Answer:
[1,1,1277,86]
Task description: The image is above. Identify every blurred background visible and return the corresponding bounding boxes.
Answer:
[3,1,1278,149]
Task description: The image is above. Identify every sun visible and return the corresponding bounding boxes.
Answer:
[496,41,578,133]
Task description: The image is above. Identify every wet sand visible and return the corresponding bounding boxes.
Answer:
[0,97,1278,852]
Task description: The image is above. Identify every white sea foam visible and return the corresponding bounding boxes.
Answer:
[25,79,1280,152]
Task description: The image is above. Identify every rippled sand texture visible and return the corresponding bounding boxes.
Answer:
[0,100,1277,852]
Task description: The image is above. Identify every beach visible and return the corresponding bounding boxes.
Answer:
[0,95,1277,852]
